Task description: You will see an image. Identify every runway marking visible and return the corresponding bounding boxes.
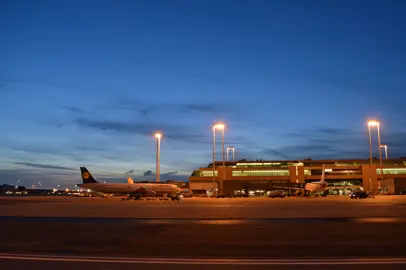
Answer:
[0,253,406,265]
[1,216,406,223]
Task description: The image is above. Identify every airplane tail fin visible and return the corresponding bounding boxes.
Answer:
[321,165,326,183]
[80,167,98,184]
[127,177,134,184]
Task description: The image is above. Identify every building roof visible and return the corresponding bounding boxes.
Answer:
[208,157,406,167]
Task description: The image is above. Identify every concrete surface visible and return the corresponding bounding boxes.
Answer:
[1,254,406,270]
[1,195,406,218]
[1,195,406,269]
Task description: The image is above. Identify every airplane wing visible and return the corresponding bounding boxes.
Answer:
[270,183,306,190]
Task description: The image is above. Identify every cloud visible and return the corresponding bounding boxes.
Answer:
[64,106,85,114]
[143,170,178,176]
[164,170,178,176]
[2,141,137,164]
[0,83,10,93]
[0,168,74,187]
[232,148,291,161]
[382,131,406,148]
[73,118,211,145]
[101,99,236,119]
[182,104,228,114]
[2,76,77,90]
[71,115,255,148]
[284,127,352,138]
[143,170,153,176]
[277,127,406,159]
[13,162,75,171]
[124,169,134,174]
[260,148,290,159]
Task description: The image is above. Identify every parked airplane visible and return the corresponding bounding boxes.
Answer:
[126,176,185,198]
[303,164,328,196]
[78,167,183,200]
[271,165,329,197]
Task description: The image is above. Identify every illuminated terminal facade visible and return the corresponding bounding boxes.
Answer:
[188,158,406,196]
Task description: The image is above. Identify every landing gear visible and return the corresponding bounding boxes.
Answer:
[170,194,182,201]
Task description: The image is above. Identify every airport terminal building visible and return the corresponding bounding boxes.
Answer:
[188,158,406,196]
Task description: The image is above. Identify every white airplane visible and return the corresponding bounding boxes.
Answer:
[303,164,328,196]
[126,176,184,198]
[77,167,183,200]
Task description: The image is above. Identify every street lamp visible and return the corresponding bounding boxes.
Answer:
[367,120,384,188]
[212,123,225,196]
[368,120,379,165]
[380,144,388,160]
[227,146,235,161]
[154,132,162,182]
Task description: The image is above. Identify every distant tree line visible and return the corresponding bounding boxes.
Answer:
[0,184,26,191]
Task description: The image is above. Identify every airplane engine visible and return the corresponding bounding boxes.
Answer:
[130,188,156,199]
[144,191,157,197]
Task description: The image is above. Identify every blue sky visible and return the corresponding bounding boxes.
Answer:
[1,0,406,188]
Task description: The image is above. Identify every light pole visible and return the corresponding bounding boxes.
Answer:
[376,124,383,182]
[367,121,374,165]
[212,123,225,196]
[227,146,235,161]
[380,144,388,160]
[368,120,383,189]
[221,127,225,168]
[212,125,216,195]
[154,132,162,182]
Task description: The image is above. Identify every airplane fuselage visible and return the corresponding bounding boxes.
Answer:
[77,183,181,195]
[304,181,327,193]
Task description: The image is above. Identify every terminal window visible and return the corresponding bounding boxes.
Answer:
[191,170,218,177]
[232,170,289,177]
[201,171,218,177]
[377,168,406,174]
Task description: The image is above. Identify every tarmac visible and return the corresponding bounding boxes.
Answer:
[1,195,406,269]
[1,195,406,218]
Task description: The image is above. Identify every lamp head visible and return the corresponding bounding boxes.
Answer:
[368,120,379,127]
[213,123,225,130]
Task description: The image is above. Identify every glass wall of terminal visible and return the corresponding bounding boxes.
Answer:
[232,170,289,177]
[191,170,218,177]
[325,180,362,186]
[234,162,289,168]
[306,168,361,176]
[377,168,406,174]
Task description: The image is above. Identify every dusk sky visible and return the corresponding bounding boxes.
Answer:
[1,0,406,188]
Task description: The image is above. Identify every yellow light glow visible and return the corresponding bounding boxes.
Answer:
[213,123,225,130]
[154,133,162,139]
[368,120,380,127]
